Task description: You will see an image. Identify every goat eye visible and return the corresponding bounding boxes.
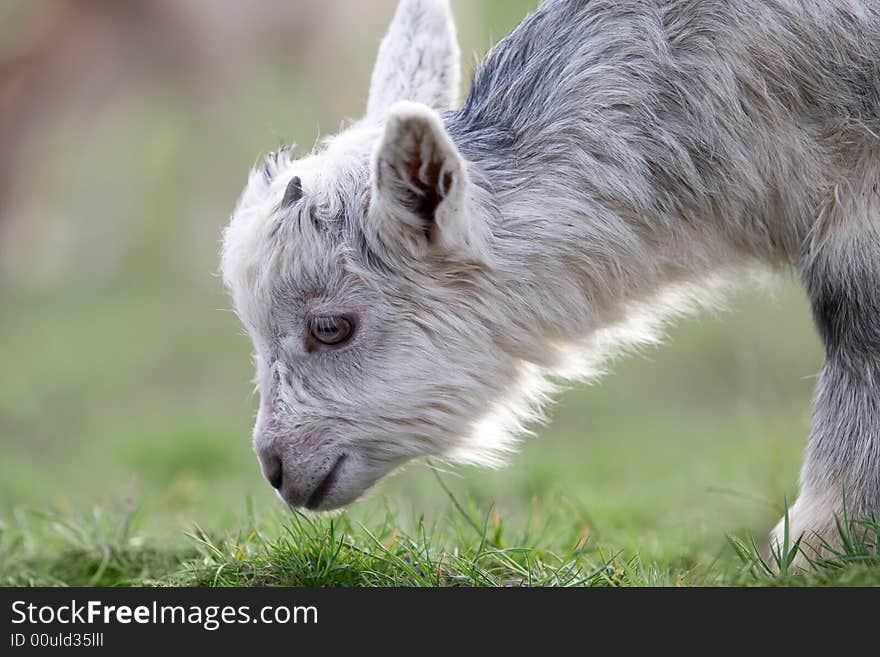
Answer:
[309,316,353,346]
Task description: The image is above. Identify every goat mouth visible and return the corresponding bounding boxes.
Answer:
[305,453,347,510]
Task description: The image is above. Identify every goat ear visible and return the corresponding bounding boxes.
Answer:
[366,0,461,117]
[371,101,480,258]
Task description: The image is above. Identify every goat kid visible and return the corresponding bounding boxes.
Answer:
[222,0,880,558]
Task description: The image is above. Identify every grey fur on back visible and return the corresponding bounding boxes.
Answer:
[449,0,879,262]
[221,0,880,561]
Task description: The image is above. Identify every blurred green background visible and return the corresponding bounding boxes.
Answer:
[0,0,823,564]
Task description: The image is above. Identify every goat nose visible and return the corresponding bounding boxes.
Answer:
[258,447,284,490]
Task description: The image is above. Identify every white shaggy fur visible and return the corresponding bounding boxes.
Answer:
[366,0,460,116]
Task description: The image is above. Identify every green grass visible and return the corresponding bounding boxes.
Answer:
[2,0,879,587]
[3,489,878,587]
